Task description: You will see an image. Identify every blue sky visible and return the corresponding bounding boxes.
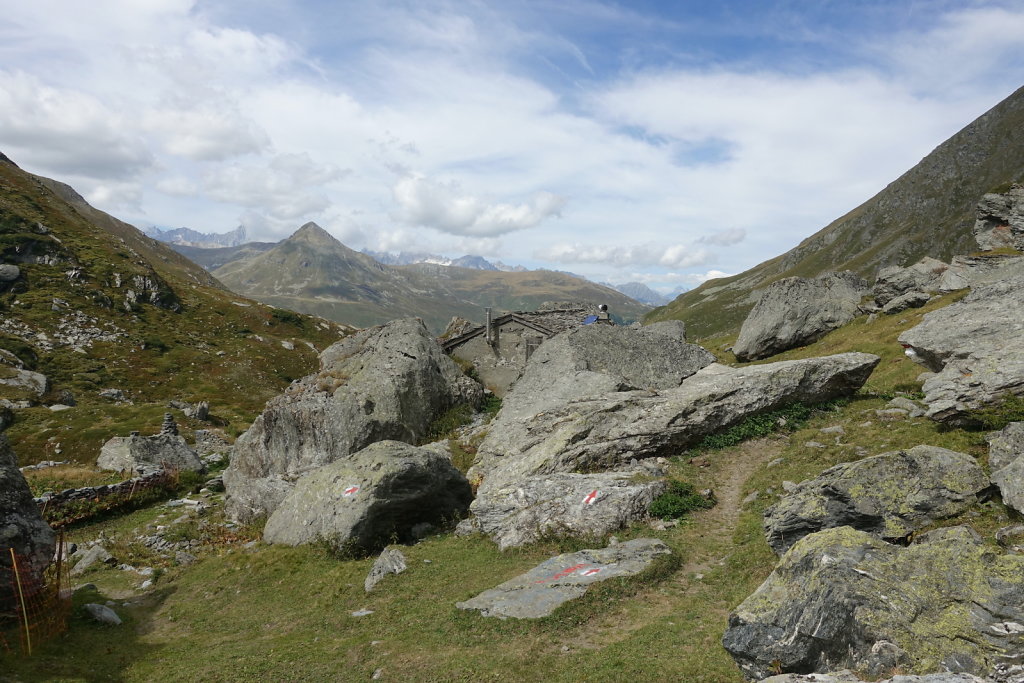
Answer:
[1,1,1023,293]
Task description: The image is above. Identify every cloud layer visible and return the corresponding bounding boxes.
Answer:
[1,1,1022,287]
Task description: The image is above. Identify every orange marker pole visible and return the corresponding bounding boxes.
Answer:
[10,548,32,656]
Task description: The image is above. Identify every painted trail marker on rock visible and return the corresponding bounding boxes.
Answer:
[457,538,671,619]
[342,485,359,497]
[582,489,599,505]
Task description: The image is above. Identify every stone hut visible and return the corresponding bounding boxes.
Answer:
[441,302,612,396]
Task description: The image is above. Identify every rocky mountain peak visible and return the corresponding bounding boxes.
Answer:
[290,222,339,246]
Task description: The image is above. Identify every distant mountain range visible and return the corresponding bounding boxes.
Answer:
[649,84,1024,340]
[180,223,650,332]
[143,224,248,249]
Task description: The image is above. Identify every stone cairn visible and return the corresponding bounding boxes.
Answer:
[160,413,178,436]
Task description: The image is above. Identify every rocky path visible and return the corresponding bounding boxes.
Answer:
[562,436,784,652]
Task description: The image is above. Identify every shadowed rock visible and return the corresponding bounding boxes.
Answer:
[763,445,989,554]
[1,435,56,610]
[734,272,868,362]
[723,526,1024,681]
[456,538,671,619]
[263,441,472,553]
[225,318,482,522]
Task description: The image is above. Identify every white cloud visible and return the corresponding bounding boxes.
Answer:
[0,71,153,179]
[698,228,746,246]
[393,175,566,236]
[203,153,348,224]
[143,106,269,161]
[536,243,714,269]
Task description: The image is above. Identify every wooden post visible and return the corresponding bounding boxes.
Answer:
[10,548,32,656]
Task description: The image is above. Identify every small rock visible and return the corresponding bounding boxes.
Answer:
[781,481,798,493]
[875,408,909,420]
[351,609,374,617]
[766,458,784,468]
[804,441,827,449]
[819,425,846,435]
[364,547,408,592]
[140,580,153,590]
[742,491,759,505]
[83,603,122,625]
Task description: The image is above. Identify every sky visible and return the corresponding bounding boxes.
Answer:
[1,1,1023,294]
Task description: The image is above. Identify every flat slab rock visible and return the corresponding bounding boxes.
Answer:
[456,538,671,619]
[462,467,668,550]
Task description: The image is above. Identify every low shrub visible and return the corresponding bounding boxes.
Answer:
[649,480,715,520]
[696,399,848,450]
[967,393,1024,430]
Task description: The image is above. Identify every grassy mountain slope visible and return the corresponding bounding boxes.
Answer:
[211,223,649,331]
[648,84,1024,340]
[0,154,349,465]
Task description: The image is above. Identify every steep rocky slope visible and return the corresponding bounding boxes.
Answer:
[649,84,1024,339]
[0,153,347,463]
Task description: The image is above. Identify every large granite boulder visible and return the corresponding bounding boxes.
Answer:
[898,270,1024,424]
[989,422,1024,514]
[763,445,989,554]
[460,466,668,550]
[974,184,1024,252]
[471,353,879,486]
[734,272,868,361]
[456,538,671,619]
[723,526,1024,681]
[225,319,482,522]
[262,440,472,552]
[873,257,952,307]
[464,353,877,547]
[97,434,204,475]
[1,436,56,610]
[497,320,715,423]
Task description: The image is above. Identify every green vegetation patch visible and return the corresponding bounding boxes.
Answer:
[649,480,715,520]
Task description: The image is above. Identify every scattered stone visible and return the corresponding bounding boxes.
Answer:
[887,396,926,417]
[742,491,760,505]
[874,408,909,420]
[456,538,671,619]
[140,580,153,590]
[175,551,197,566]
[98,388,129,403]
[996,524,1024,551]
[781,480,798,493]
[723,526,1024,681]
[364,547,408,592]
[351,609,374,617]
[48,403,72,412]
[819,425,845,436]
[804,441,827,449]
[225,318,482,522]
[0,435,56,607]
[881,290,931,315]
[899,268,1024,424]
[83,603,122,626]
[734,272,869,361]
[280,340,294,350]
[764,445,989,554]
[71,545,115,576]
[767,458,784,468]
[263,441,472,553]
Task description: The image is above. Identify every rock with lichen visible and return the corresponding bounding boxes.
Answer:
[763,445,989,554]
[723,526,1024,681]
